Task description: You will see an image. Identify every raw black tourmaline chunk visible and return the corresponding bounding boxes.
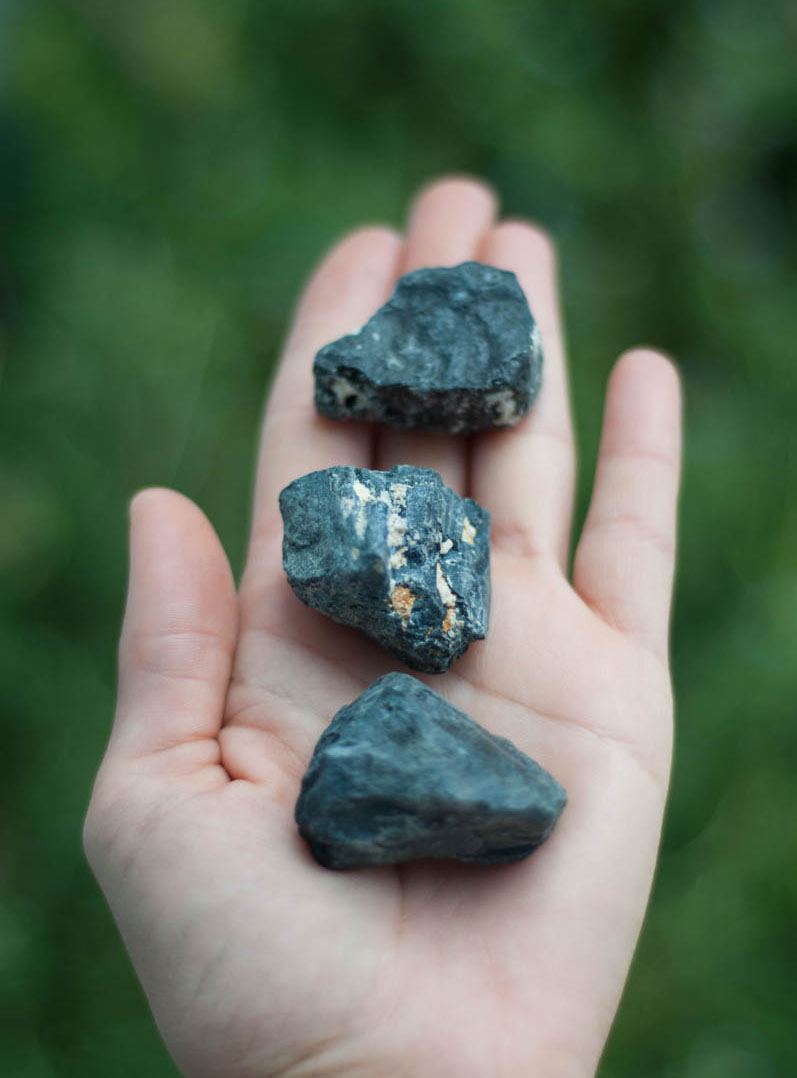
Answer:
[313,262,542,434]
[280,466,490,673]
[295,673,567,870]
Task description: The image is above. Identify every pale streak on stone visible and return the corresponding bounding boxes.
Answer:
[385,484,408,572]
[389,549,407,569]
[462,517,476,545]
[387,512,407,548]
[440,538,453,555]
[436,562,457,607]
[351,480,373,539]
[485,389,520,426]
[437,561,460,636]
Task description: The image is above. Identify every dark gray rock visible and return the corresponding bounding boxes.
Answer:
[314,262,542,434]
[295,673,567,869]
[280,466,490,673]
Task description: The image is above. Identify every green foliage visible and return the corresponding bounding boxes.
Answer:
[1,0,795,1073]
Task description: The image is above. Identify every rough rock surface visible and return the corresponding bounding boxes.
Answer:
[295,673,567,869]
[280,466,490,672]
[313,261,542,434]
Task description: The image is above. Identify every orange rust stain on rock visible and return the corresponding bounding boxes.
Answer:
[390,585,416,625]
[442,608,457,634]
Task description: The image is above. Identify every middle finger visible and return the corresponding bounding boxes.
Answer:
[374,176,498,493]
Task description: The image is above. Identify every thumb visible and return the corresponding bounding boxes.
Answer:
[109,488,238,764]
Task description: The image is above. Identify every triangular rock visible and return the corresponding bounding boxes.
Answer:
[295,673,566,869]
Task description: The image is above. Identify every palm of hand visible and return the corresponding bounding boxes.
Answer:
[86,180,681,1078]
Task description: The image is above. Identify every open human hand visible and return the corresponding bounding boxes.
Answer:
[84,177,682,1078]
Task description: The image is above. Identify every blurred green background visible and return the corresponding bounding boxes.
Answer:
[1,0,796,1074]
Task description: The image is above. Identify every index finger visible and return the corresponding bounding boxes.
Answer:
[246,227,402,555]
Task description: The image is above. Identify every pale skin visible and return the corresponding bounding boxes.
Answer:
[84,177,682,1078]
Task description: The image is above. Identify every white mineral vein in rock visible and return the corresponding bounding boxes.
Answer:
[386,485,408,570]
[351,480,374,539]
[436,562,457,607]
[485,389,520,426]
[388,549,407,569]
[387,511,407,548]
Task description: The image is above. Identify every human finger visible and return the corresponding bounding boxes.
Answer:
[109,488,238,764]
[470,221,576,569]
[248,226,403,550]
[375,176,497,491]
[573,349,682,660]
